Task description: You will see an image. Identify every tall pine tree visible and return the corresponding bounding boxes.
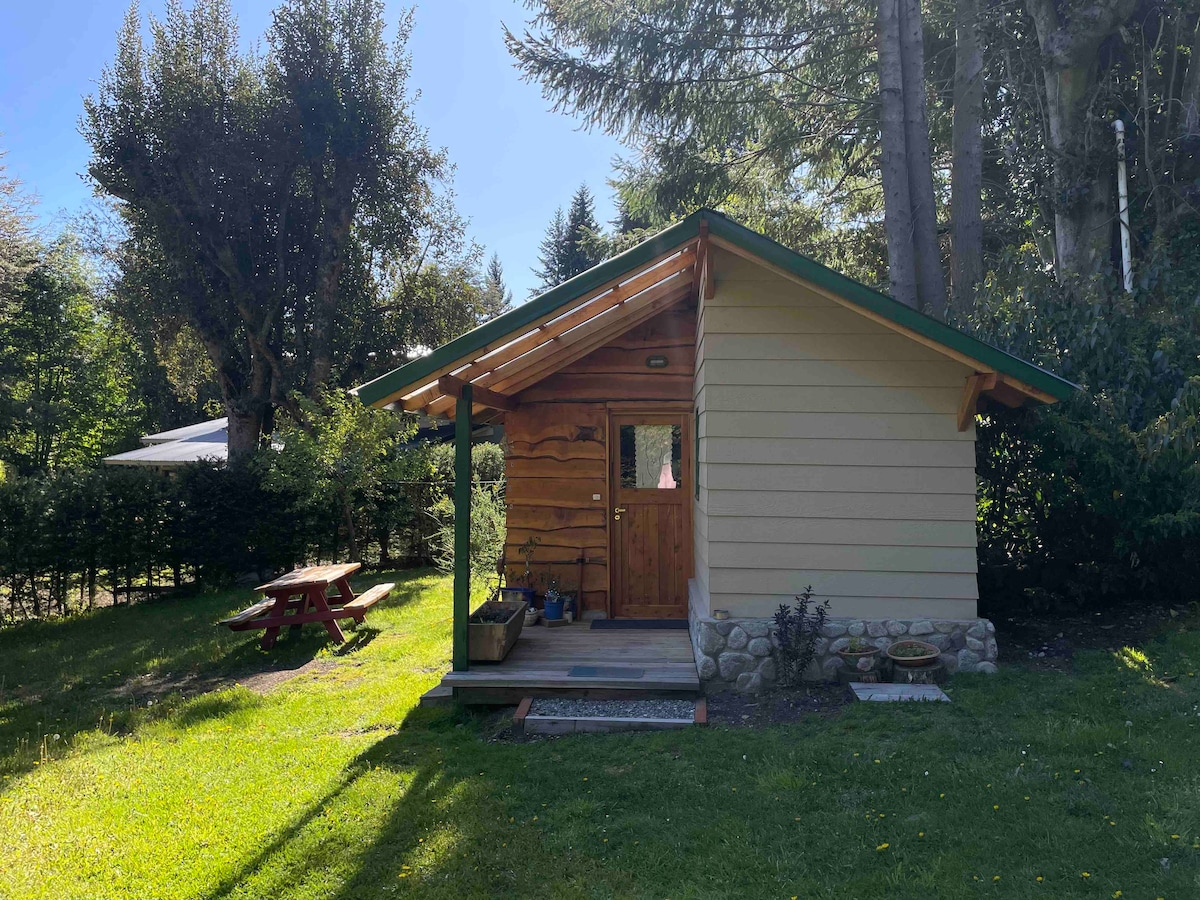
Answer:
[531,184,605,293]
[480,252,513,319]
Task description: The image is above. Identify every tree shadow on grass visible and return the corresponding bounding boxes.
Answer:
[0,569,433,778]
[197,703,499,900]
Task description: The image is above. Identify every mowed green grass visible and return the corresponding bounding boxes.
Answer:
[0,573,1198,899]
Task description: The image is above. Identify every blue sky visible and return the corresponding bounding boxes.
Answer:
[0,0,623,300]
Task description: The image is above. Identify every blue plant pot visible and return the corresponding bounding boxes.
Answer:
[543,597,565,620]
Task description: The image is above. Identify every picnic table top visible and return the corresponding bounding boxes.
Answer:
[256,562,361,594]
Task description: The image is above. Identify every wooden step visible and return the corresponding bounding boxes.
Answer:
[419,683,455,708]
[513,696,704,737]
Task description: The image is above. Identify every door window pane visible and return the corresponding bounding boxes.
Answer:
[619,424,681,489]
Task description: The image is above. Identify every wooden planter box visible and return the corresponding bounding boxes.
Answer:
[469,599,527,662]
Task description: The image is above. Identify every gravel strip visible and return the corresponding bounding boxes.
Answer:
[529,697,695,719]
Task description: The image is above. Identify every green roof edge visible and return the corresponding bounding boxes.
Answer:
[353,207,1077,407]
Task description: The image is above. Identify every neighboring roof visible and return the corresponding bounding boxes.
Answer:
[104,420,228,468]
[354,208,1078,413]
[140,417,229,445]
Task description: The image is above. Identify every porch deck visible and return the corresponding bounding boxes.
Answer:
[435,624,701,705]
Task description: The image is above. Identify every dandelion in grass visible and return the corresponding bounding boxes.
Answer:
[876,843,889,851]
[1036,876,1043,883]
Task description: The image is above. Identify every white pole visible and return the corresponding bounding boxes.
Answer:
[1113,119,1133,293]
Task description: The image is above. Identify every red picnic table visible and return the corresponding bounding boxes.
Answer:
[218,563,393,649]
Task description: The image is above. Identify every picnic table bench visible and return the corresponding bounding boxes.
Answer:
[218,562,393,649]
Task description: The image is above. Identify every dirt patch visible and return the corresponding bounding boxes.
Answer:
[234,659,335,694]
[706,683,852,727]
[992,602,1192,672]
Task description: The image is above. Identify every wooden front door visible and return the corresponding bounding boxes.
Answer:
[608,412,692,618]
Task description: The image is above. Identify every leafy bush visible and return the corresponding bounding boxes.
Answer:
[966,234,1200,613]
[772,587,830,686]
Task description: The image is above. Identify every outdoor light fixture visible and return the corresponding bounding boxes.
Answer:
[646,354,669,368]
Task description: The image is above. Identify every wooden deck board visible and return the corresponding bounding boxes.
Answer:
[440,625,701,696]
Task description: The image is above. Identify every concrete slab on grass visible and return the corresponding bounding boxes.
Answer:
[849,682,950,702]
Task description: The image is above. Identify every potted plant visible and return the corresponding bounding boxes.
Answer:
[469,594,528,662]
[837,636,881,672]
[499,536,539,605]
[542,579,566,621]
[886,639,940,667]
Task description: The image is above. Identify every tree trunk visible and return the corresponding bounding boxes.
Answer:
[1183,19,1200,137]
[951,0,985,315]
[226,403,266,464]
[878,0,919,309]
[898,0,947,318]
[306,176,356,393]
[1025,0,1138,278]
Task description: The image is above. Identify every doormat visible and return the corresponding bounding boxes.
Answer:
[590,619,689,630]
[567,665,646,679]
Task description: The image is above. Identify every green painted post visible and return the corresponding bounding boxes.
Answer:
[452,385,472,672]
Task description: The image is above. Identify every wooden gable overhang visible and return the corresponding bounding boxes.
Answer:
[353,230,711,420]
[353,210,1079,423]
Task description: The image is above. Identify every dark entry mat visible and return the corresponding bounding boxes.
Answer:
[590,619,689,630]
[568,665,646,679]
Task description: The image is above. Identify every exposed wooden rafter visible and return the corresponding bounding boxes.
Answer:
[398,248,696,413]
[437,374,518,412]
[426,266,695,418]
[957,372,998,431]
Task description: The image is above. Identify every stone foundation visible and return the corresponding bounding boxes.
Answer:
[688,601,998,693]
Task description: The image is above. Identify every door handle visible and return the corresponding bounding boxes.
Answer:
[613,506,627,521]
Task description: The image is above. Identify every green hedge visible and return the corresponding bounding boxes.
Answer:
[0,442,505,621]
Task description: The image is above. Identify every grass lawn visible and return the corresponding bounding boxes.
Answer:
[0,571,1198,899]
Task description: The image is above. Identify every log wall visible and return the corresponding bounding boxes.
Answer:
[502,305,696,614]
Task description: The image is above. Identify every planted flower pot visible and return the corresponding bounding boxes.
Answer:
[837,639,882,674]
[542,595,565,621]
[886,639,939,668]
[469,599,527,662]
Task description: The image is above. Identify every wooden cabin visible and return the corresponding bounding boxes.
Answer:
[354,210,1076,698]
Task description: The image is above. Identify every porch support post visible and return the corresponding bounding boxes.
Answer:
[452,384,473,671]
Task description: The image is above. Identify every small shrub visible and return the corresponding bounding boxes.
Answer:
[772,586,831,686]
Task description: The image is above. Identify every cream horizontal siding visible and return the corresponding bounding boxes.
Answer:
[706,593,979,620]
[705,490,977,520]
[706,542,978,573]
[696,246,980,620]
[702,305,890,335]
[702,463,978,495]
[708,569,977,599]
[700,384,963,415]
[702,331,948,362]
[704,437,976,468]
[705,517,977,547]
[700,357,972,388]
[706,412,973,441]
